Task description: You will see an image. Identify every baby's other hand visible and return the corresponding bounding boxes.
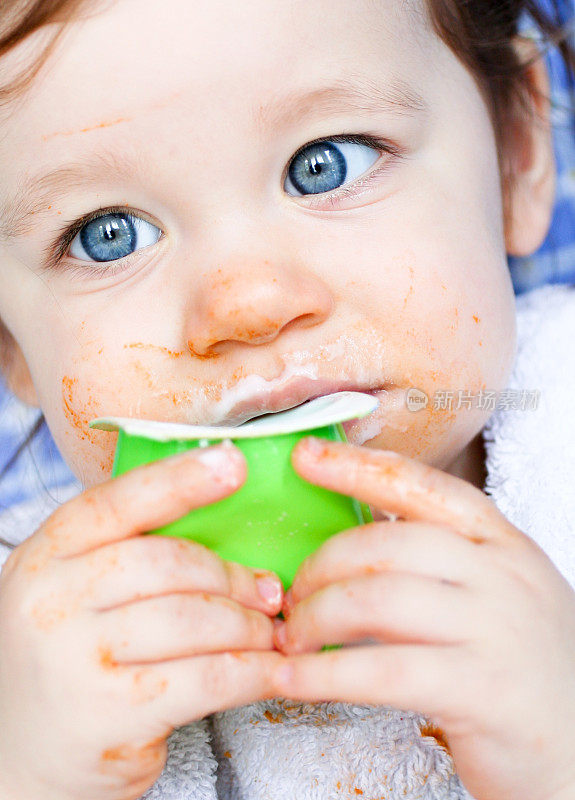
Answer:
[273,437,575,800]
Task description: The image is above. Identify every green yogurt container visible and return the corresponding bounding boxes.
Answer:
[90,391,378,591]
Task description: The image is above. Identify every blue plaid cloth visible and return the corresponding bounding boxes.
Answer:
[0,1,574,512]
[511,0,575,293]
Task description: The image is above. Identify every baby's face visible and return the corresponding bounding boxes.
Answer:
[0,0,517,487]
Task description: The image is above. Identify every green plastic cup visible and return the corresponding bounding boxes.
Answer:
[89,392,378,591]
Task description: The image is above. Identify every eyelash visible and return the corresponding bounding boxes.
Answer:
[43,132,401,275]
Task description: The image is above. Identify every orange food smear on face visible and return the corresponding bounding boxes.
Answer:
[61,375,101,445]
[124,342,186,358]
[43,117,133,141]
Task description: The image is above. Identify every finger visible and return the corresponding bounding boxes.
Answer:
[96,593,275,663]
[110,650,287,724]
[286,521,481,611]
[40,443,247,558]
[73,535,282,616]
[276,572,470,654]
[273,644,468,720]
[292,437,519,544]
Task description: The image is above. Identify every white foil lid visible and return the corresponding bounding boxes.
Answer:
[89,391,379,441]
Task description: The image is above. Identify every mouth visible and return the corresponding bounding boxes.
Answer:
[210,375,390,427]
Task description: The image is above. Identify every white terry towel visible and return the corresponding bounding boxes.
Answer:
[0,282,573,799]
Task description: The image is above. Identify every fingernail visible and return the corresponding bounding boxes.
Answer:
[255,574,282,607]
[191,445,243,487]
[302,436,327,457]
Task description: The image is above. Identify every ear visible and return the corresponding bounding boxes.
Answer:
[0,330,40,408]
[504,36,556,257]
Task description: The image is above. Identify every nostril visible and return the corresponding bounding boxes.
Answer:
[279,313,321,335]
[187,340,222,359]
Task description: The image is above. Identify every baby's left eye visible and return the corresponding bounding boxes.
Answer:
[284,139,380,197]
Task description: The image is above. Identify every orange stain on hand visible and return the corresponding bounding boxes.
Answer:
[100,735,165,764]
[99,646,120,670]
[129,669,169,705]
[31,600,70,631]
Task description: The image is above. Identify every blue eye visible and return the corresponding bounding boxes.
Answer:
[284,139,380,197]
[69,211,161,263]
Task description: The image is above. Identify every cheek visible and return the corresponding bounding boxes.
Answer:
[39,338,222,488]
[34,339,151,487]
[342,236,515,464]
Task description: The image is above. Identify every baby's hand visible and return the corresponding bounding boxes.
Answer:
[273,437,575,800]
[0,443,285,800]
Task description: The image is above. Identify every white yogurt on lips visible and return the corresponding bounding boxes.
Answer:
[342,387,408,445]
[208,361,320,426]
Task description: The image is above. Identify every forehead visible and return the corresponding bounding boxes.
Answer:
[0,0,437,221]
[0,0,433,126]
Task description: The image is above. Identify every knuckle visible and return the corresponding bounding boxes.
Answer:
[97,485,128,531]
[244,608,272,645]
[222,559,249,599]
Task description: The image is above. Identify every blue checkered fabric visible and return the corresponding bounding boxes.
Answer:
[510,0,575,293]
[0,1,574,511]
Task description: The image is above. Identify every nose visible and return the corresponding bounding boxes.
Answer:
[186,259,334,358]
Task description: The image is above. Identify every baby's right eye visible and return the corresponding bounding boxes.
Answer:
[68,211,161,263]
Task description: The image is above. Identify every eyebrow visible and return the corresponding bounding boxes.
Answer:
[253,75,428,129]
[0,76,427,242]
[0,149,143,241]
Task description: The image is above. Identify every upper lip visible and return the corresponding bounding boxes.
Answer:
[211,376,387,426]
